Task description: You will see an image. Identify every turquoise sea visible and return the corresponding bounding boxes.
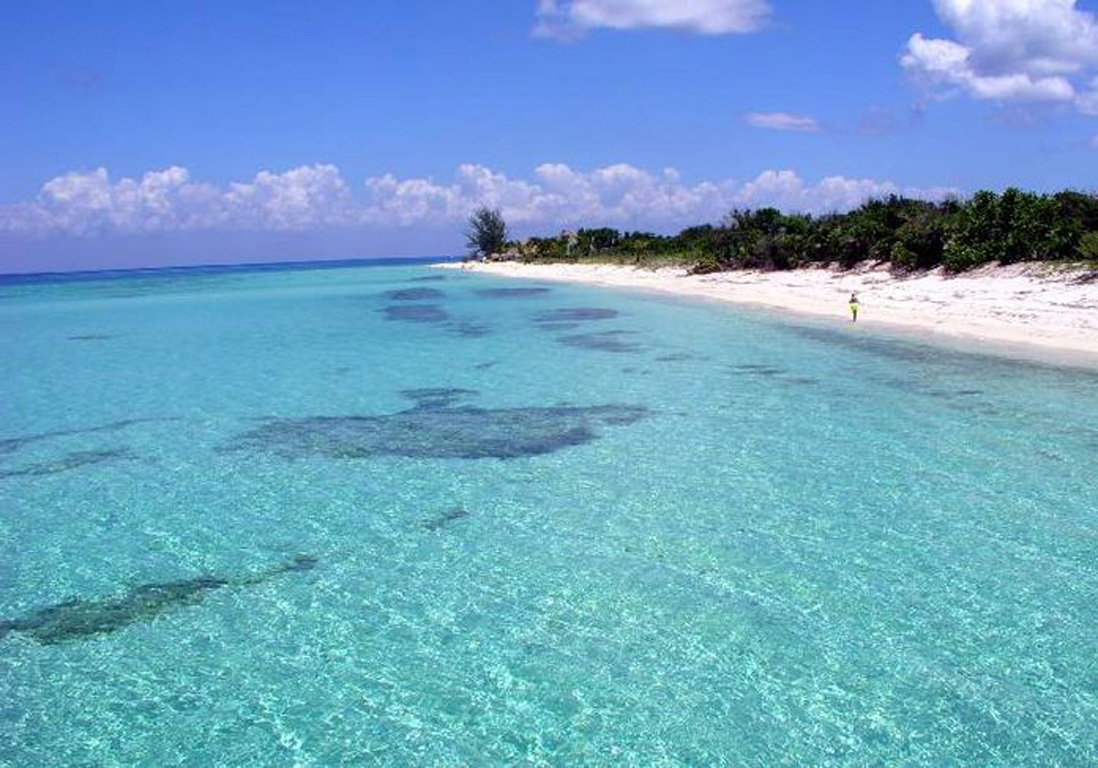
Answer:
[1,258,1096,765]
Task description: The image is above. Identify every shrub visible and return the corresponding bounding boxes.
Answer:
[1080,231,1098,261]
[942,241,991,273]
[508,188,1098,272]
[890,242,917,271]
[465,207,508,260]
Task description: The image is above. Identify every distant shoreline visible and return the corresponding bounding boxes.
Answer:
[439,260,1098,368]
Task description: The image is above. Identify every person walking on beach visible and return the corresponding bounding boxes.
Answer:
[848,292,860,323]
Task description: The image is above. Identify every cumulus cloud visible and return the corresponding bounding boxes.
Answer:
[744,112,821,132]
[360,164,960,225]
[18,166,220,235]
[0,163,958,238]
[534,0,771,39]
[0,164,354,236]
[901,0,1098,109]
[733,170,957,213]
[223,165,355,230]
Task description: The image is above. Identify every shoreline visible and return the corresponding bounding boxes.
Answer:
[438,260,1098,368]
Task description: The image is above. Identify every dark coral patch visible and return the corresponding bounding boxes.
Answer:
[0,419,172,458]
[68,334,113,341]
[408,275,447,282]
[474,287,552,298]
[385,287,445,301]
[925,388,987,402]
[0,448,136,480]
[534,308,619,322]
[450,321,492,338]
[535,322,582,332]
[785,326,947,366]
[556,330,644,353]
[400,388,479,409]
[224,401,649,460]
[0,555,317,645]
[381,304,450,323]
[278,554,319,573]
[423,508,471,531]
[729,364,785,376]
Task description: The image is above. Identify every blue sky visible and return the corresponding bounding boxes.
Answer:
[2,0,1097,272]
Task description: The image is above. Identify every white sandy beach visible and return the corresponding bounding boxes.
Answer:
[440,260,1098,365]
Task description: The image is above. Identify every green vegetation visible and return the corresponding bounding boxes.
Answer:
[506,189,1098,273]
[465,207,508,260]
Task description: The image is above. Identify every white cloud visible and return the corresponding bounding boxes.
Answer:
[1079,76,1098,115]
[933,0,1098,75]
[223,164,354,230]
[0,163,958,238]
[0,165,357,236]
[901,0,1098,110]
[361,164,955,227]
[732,170,957,213]
[534,0,771,38]
[902,32,1074,101]
[364,162,740,226]
[1091,134,1098,149]
[20,166,224,235]
[744,112,821,132]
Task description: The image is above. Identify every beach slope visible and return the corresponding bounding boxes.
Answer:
[440,261,1098,363]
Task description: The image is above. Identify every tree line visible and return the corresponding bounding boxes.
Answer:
[467,189,1098,273]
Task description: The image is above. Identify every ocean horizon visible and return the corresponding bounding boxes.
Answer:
[0,254,460,284]
[2,258,1097,764]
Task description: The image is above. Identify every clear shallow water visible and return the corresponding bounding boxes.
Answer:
[1,260,1097,765]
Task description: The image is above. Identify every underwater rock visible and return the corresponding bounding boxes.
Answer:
[556,330,644,353]
[224,392,649,460]
[408,275,447,282]
[534,308,619,322]
[423,508,470,531]
[0,448,136,480]
[474,287,551,298]
[385,287,445,301]
[67,334,113,341]
[0,555,317,645]
[381,304,449,323]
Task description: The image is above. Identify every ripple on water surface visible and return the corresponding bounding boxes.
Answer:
[2,263,1097,764]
